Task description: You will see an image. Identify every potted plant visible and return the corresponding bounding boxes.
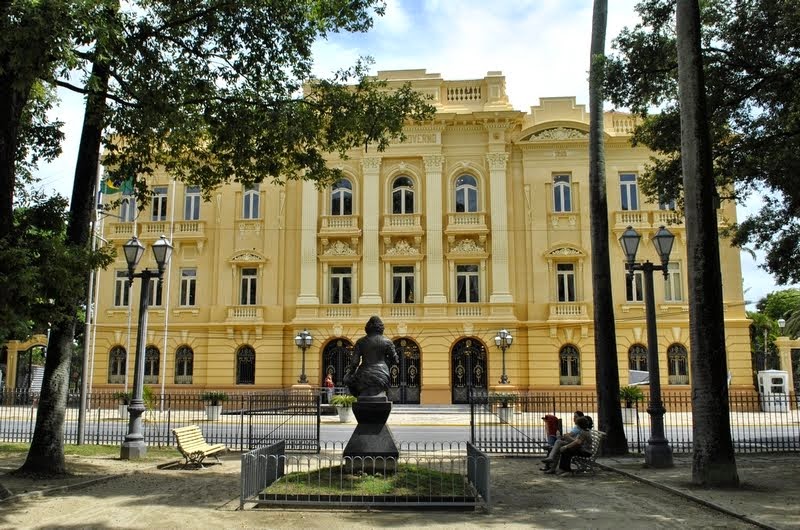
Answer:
[200,391,228,420]
[331,394,356,423]
[112,391,132,419]
[619,385,645,424]
[490,392,518,424]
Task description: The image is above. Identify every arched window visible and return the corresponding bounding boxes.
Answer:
[331,179,353,215]
[108,346,126,384]
[559,345,580,385]
[322,338,354,387]
[144,345,160,384]
[628,344,648,372]
[236,345,256,385]
[392,176,414,214]
[455,175,478,213]
[242,184,260,219]
[174,346,194,384]
[667,344,689,384]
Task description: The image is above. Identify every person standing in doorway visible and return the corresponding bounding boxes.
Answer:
[324,373,335,404]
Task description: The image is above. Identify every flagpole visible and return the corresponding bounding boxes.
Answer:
[160,178,176,408]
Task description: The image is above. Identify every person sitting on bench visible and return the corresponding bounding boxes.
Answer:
[549,416,593,475]
[541,410,589,471]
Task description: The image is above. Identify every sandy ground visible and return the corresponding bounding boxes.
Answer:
[3,450,791,530]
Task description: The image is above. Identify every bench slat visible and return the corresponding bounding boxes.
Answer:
[172,425,227,468]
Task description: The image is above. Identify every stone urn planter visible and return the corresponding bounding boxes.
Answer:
[331,394,356,423]
[620,386,644,425]
[200,391,228,421]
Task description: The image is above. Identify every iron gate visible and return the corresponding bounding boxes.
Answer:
[451,338,487,404]
[388,337,421,404]
[322,338,354,386]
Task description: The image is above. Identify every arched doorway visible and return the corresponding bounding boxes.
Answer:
[451,337,487,404]
[322,338,354,387]
[388,337,421,404]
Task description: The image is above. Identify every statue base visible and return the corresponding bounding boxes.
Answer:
[342,398,399,474]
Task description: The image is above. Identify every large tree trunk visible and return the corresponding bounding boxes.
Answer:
[675,0,739,487]
[589,0,627,455]
[0,75,32,238]
[19,60,108,475]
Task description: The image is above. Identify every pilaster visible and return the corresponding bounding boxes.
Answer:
[423,154,448,304]
[359,157,383,304]
[487,152,514,303]
[296,180,320,305]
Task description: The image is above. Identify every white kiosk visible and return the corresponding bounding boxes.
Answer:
[757,370,790,412]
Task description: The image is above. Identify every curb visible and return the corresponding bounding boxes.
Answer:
[598,462,779,530]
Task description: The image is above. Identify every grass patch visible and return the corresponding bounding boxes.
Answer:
[263,463,471,497]
[0,443,177,460]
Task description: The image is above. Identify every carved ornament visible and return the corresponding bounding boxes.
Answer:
[323,240,357,256]
[529,127,588,140]
[386,239,420,255]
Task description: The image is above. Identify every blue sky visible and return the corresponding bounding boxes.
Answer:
[33,0,793,308]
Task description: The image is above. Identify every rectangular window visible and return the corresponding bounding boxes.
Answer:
[392,266,415,304]
[330,267,352,304]
[556,263,576,302]
[184,186,200,220]
[659,196,676,210]
[120,192,136,222]
[456,264,480,303]
[240,268,257,305]
[243,184,260,219]
[147,277,163,307]
[664,262,683,302]
[625,269,644,303]
[114,271,130,307]
[620,173,639,211]
[151,186,168,221]
[180,268,197,306]
[553,174,572,213]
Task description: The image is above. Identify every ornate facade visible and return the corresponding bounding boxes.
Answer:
[78,69,751,404]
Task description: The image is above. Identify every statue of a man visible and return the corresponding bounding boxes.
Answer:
[343,316,399,398]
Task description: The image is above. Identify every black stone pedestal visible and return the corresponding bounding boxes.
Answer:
[342,398,399,474]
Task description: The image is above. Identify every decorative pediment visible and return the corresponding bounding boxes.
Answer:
[526,127,588,141]
[229,251,266,263]
[451,238,485,254]
[386,239,420,256]
[545,245,585,258]
[322,240,357,256]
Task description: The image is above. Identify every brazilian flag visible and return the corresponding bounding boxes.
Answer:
[100,178,134,195]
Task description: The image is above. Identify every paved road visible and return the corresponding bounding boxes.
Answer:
[321,424,469,443]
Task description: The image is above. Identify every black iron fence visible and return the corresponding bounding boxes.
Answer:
[0,388,320,452]
[470,390,800,454]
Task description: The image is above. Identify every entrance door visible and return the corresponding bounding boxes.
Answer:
[451,338,487,404]
[388,338,421,404]
[322,338,354,387]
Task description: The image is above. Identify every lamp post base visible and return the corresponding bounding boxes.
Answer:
[120,440,147,460]
[645,440,674,468]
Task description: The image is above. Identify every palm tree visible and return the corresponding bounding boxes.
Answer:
[676,0,739,487]
[588,0,627,454]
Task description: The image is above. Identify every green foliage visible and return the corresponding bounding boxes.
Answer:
[331,394,357,408]
[619,385,645,406]
[757,289,800,321]
[0,194,113,343]
[112,391,132,405]
[606,0,800,283]
[199,391,228,406]
[263,463,470,497]
[489,392,518,407]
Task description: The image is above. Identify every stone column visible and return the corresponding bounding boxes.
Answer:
[359,157,383,304]
[487,152,513,303]
[296,180,320,305]
[423,154,447,304]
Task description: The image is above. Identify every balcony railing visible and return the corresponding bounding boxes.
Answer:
[549,302,589,320]
[454,304,483,317]
[381,213,423,234]
[389,305,417,318]
[323,305,353,318]
[445,212,488,235]
[320,215,361,235]
[174,220,206,239]
[614,210,685,229]
[226,306,263,321]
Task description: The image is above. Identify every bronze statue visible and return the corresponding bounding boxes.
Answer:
[343,316,399,398]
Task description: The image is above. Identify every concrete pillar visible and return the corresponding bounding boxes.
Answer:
[487,152,513,303]
[359,157,383,304]
[423,154,447,304]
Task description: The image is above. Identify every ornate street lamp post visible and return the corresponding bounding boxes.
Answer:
[294,329,313,384]
[494,329,513,385]
[619,225,675,468]
[120,235,173,460]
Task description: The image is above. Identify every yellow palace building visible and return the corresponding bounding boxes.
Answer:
[78,69,752,405]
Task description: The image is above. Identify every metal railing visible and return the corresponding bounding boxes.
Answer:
[0,388,320,451]
[240,440,489,510]
[470,390,800,454]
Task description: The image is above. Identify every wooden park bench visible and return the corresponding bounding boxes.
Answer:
[572,430,606,475]
[172,425,227,468]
